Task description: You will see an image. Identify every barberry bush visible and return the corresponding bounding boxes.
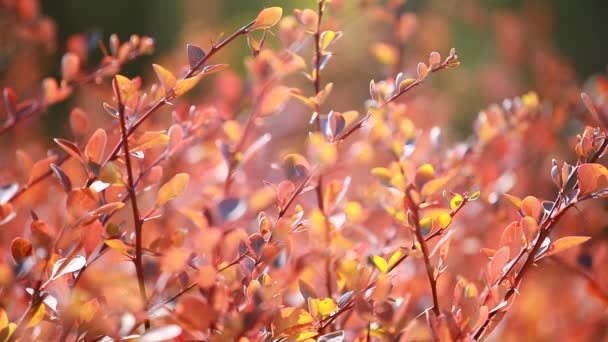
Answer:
[0,1,607,341]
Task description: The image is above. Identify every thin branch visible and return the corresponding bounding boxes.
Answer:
[405,186,441,316]
[113,76,149,330]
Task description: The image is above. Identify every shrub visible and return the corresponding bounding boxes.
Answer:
[0,1,607,341]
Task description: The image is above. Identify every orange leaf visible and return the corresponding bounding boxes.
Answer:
[78,298,100,325]
[294,9,318,33]
[10,237,32,264]
[577,163,608,197]
[251,7,283,31]
[28,155,58,185]
[547,236,591,256]
[84,128,107,165]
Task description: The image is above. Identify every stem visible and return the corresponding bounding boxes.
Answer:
[113,77,149,330]
[405,186,441,316]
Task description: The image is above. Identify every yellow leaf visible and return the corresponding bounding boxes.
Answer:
[274,307,313,337]
[437,213,452,229]
[387,249,404,270]
[104,239,131,254]
[372,43,397,66]
[251,7,283,31]
[502,193,522,209]
[152,64,176,93]
[0,323,16,342]
[131,131,169,153]
[0,308,7,330]
[174,73,204,97]
[398,78,416,93]
[157,173,190,206]
[371,167,392,187]
[547,236,591,256]
[26,304,45,328]
[371,255,388,273]
[222,120,242,145]
[319,30,341,50]
[308,297,338,319]
[450,194,463,210]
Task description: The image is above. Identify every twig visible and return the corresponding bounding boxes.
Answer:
[405,186,441,317]
[113,76,149,330]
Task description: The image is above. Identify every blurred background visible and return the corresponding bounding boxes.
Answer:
[0,0,605,136]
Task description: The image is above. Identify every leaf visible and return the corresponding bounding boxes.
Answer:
[502,193,522,209]
[78,298,100,325]
[387,249,404,270]
[581,92,604,128]
[520,196,542,220]
[417,62,429,80]
[140,325,182,342]
[28,155,58,185]
[218,197,246,221]
[398,78,416,93]
[421,175,450,198]
[318,331,345,342]
[92,202,125,216]
[319,30,342,50]
[260,86,291,116]
[437,213,452,229]
[131,131,170,153]
[547,236,591,256]
[308,297,338,319]
[251,7,283,31]
[104,239,131,254]
[50,255,86,281]
[298,279,318,302]
[84,128,107,165]
[50,163,72,193]
[0,183,18,205]
[489,246,509,285]
[274,307,314,337]
[247,233,266,259]
[0,308,6,330]
[174,73,204,97]
[156,173,190,206]
[283,154,310,180]
[429,51,441,69]
[371,43,397,66]
[578,163,608,197]
[11,237,33,264]
[69,107,89,137]
[371,255,388,273]
[294,9,318,33]
[187,44,206,69]
[202,64,229,75]
[0,322,16,342]
[153,64,177,93]
[26,304,45,328]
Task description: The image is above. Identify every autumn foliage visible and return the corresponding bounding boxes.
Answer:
[1,1,608,341]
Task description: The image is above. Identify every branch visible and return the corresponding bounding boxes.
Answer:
[112,76,149,331]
